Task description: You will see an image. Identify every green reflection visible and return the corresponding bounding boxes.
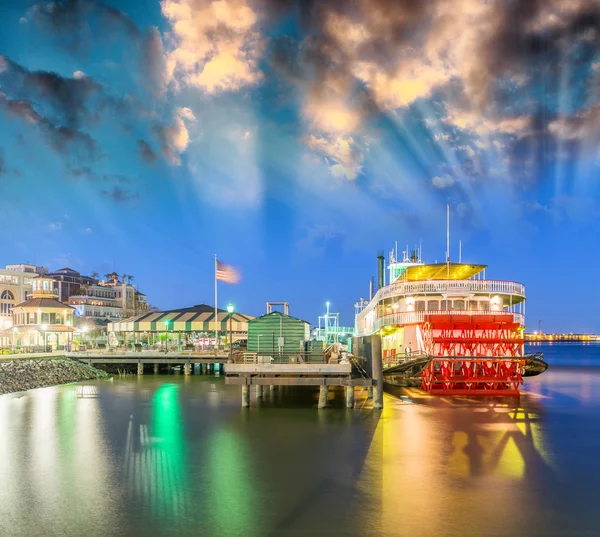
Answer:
[151,384,187,518]
[209,428,256,536]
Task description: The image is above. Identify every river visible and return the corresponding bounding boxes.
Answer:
[1,344,599,536]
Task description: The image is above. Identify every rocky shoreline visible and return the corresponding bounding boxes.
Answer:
[0,357,109,396]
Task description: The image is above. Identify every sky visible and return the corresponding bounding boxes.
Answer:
[1,0,600,331]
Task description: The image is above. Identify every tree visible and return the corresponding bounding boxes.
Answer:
[90,271,99,282]
[128,275,134,285]
[121,273,128,284]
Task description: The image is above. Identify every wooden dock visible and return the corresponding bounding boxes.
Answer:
[224,352,372,408]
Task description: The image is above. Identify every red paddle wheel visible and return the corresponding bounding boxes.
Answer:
[419,313,525,395]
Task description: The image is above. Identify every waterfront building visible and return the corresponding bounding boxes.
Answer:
[247,311,310,354]
[0,265,43,345]
[107,303,253,347]
[5,263,48,275]
[69,283,124,319]
[11,276,74,350]
[46,267,96,303]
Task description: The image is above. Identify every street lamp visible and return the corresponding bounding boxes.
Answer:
[226,304,234,363]
[163,320,170,352]
[41,324,48,351]
[66,319,71,351]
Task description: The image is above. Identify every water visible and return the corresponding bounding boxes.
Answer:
[1,345,600,537]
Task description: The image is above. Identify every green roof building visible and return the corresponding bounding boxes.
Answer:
[247,311,310,354]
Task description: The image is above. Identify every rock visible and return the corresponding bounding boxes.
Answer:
[0,357,108,396]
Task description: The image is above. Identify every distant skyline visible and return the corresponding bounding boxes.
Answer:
[2,0,600,331]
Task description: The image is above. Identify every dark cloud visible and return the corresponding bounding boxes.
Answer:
[0,93,99,161]
[69,168,130,184]
[101,186,139,203]
[138,139,157,163]
[27,1,167,95]
[0,54,131,129]
[29,0,140,52]
[141,27,167,95]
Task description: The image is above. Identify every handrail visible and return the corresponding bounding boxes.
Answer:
[238,351,331,364]
[356,310,525,337]
[363,279,525,314]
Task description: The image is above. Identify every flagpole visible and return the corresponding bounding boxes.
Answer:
[214,254,218,350]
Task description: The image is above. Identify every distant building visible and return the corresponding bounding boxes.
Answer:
[5,263,48,275]
[107,304,253,347]
[11,276,75,350]
[0,265,42,340]
[69,283,124,319]
[46,267,96,303]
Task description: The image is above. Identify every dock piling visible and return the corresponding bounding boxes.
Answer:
[318,385,328,408]
[137,363,144,376]
[371,335,384,409]
[242,385,250,408]
[256,385,263,398]
[345,386,355,408]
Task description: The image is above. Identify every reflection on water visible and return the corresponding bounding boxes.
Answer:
[0,344,599,537]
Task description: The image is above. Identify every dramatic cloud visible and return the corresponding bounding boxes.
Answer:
[161,0,263,92]
[548,105,600,141]
[264,0,600,185]
[28,0,140,48]
[101,186,139,203]
[0,92,98,160]
[142,27,168,94]
[153,107,196,165]
[138,139,158,163]
[432,175,455,189]
[27,1,168,95]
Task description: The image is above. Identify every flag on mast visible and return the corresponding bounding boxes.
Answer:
[216,260,241,284]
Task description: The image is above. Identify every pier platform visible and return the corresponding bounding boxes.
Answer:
[224,352,372,408]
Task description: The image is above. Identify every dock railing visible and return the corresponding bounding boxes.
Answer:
[383,351,429,370]
[238,351,338,365]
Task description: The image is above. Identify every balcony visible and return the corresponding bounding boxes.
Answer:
[375,279,525,301]
[356,310,525,336]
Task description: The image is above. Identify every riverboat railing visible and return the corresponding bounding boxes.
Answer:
[356,310,525,337]
[373,279,525,303]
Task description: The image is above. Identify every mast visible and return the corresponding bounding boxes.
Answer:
[446,204,450,278]
[214,254,218,348]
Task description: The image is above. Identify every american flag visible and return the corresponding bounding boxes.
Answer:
[216,260,241,284]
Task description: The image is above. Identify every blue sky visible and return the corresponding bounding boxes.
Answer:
[1,0,600,331]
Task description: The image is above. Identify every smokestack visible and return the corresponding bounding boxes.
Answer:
[377,250,385,289]
[369,277,374,300]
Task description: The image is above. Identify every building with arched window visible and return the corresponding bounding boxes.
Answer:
[0,265,42,346]
[11,276,74,350]
[0,290,15,316]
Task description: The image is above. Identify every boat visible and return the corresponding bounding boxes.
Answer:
[353,210,547,396]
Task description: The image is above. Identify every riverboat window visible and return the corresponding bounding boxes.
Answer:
[480,301,490,311]
[453,300,465,310]
[415,300,426,311]
[427,300,440,311]
[441,300,450,310]
[468,300,478,310]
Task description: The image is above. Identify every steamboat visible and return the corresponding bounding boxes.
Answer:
[353,210,548,396]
